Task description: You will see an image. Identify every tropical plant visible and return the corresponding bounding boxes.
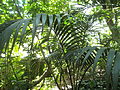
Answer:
[0,0,120,90]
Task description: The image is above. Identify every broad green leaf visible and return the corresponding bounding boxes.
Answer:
[41,13,47,34]
[10,19,25,55]
[49,15,53,28]
[93,47,106,72]
[112,52,120,90]
[19,19,31,47]
[56,14,61,27]
[106,49,115,89]
[42,13,47,27]
[36,14,41,25]
[1,20,20,52]
[31,14,41,49]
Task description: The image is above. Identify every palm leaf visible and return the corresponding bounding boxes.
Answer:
[10,19,26,55]
[106,49,115,89]
[31,14,41,49]
[56,14,61,26]
[93,47,106,72]
[112,52,120,90]
[49,46,120,89]
[82,46,97,65]
[1,13,120,90]
[48,15,53,28]
[0,20,20,53]
[19,19,31,47]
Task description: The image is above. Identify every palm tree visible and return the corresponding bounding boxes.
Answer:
[0,2,120,90]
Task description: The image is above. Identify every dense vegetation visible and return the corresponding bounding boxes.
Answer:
[0,0,120,90]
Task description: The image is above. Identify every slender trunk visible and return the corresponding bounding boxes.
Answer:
[105,17,120,43]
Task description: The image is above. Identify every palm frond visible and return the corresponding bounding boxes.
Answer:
[0,19,31,55]
[48,46,120,89]
[1,13,120,90]
[0,13,89,55]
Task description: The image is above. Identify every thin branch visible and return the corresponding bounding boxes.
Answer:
[13,0,22,18]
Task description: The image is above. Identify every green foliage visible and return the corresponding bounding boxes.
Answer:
[27,0,70,15]
[0,12,120,89]
[0,0,120,90]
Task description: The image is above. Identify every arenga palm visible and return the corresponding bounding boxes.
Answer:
[0,12,120,90]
